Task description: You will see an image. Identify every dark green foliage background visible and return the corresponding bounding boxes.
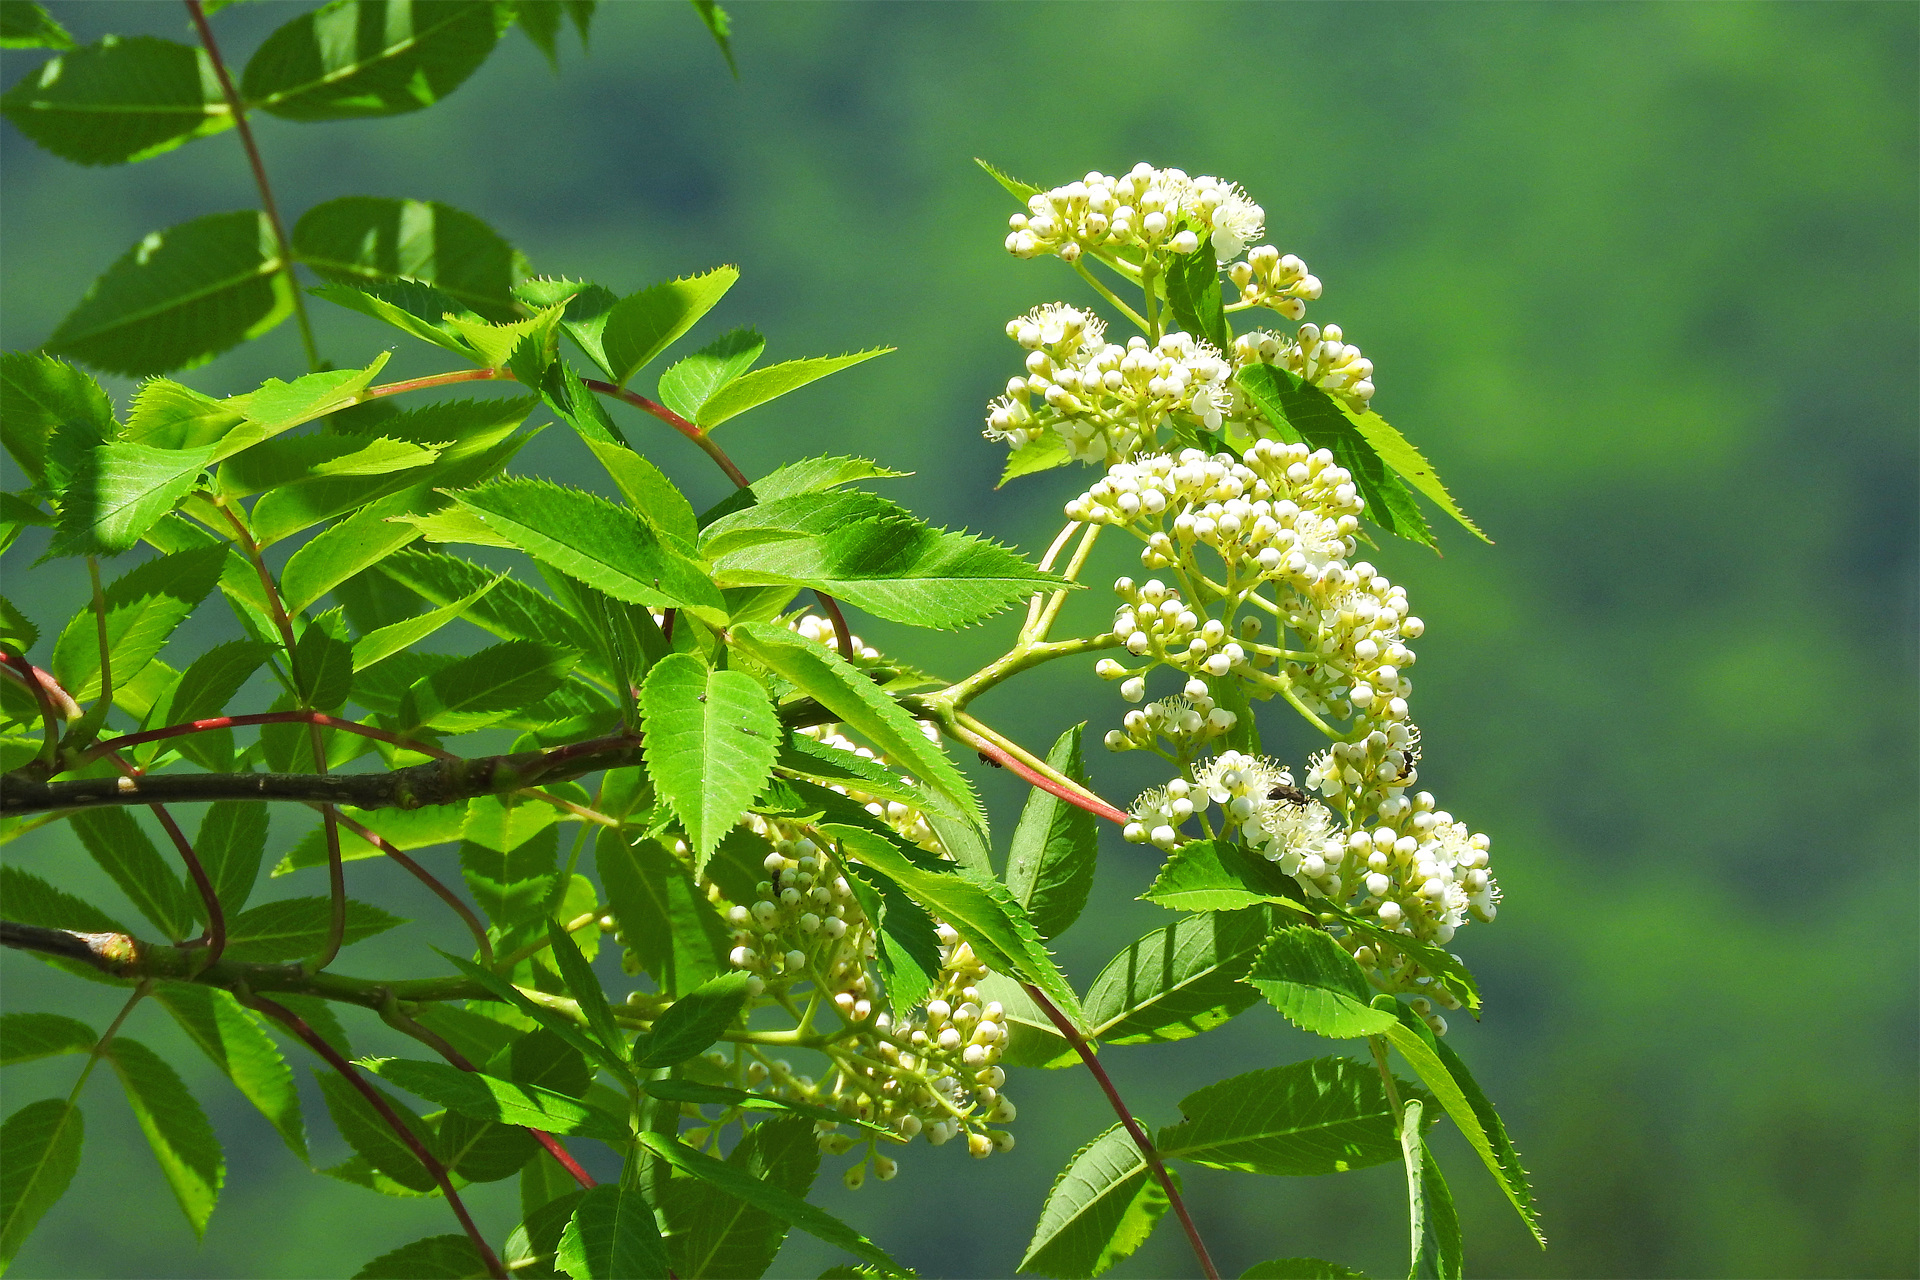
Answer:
[2,3,1915,1277]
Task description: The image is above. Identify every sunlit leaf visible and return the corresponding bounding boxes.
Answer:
[106,1037,224,1236]
[1018,1123,1170,1279]
[243,0,504,121]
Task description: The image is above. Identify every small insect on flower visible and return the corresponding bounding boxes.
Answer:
[1268,781,1308,806]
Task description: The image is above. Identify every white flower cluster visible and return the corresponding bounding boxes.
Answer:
[1005,164,1265,265]
[717,823,1016,1177]
[985,307,1232,464]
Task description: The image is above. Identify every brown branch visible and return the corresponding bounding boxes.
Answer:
[1,733,645,816]
[1,921,487,1008]
[89,710,453,765]
[249,995,506,1279]
[1023,983,1221,1280]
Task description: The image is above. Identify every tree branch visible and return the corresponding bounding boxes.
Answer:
[1,921,486,1009]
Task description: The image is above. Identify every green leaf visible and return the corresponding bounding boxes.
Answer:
[0,865,124,934]
[291,607,355,713]
[1375,999,1541,1244]
[353,574,503,671]
[69,807,199,940]
[1156,1057,1419,1176]
[998,433,1071,487]
[154,984,306,1161]
[1343,406,1486,543]
[196,800,267,916]
[670,1115,817,1280]
[1139,839,1310,914]
[444,302,566,375]
[378,548,589,651]
[437,950,630,1080]
[715,517,1062,630]
[1083,908,1269,1045]
[582,438,698,546]
[640,654,780,866]
[355,1234,491,1279]
[824,824,1084,1030]
[405,639,575,733]
[1165,236,1228,350]
[0,2,73,50]
[1234,365,1435,548]
[279,492,424,613]
[639,1132,908,1276]
[643,1080,890,1140]
[124,378,244,450]
[1,35,230,166]
[0,1099,83,1270]
[448,478,726,622]
[596,830,729,999]
[516,278,619,379]
[976,157,1043,203]
[0,1013,95,1065]
[1245,927,1399,1039]
[311,279,479,356]
[0,353,114,485]
[294,196,528,322]
[512,0,564,68]
[255,396,533,541]
[545,919,626,1064]
[632,971,751,1069]
[697,349,891,429]
[134,639,266,771]
[731,621,980,826]
[599,266,739,387]
[50,544,225,701]
[839,859,941,1013]
[222,896,404,962]
[558,1182,669,1280]
[1018,1123,1170,1279]
[44,211,292,377]
[458,797,559,929]
[48,441,212,557]
[1005,724,1097,939]
[367,1058,627,1143]
[700,488,904,558]
[686,0,735,76]
[243,0,503,120]
[775,733,957,825]
[974,971,1076,1069]
[1240,1260,1370,1279]
[657,327,762,422]
[699,455,907,528]
[1398,1103,1462,1280]
[216,434,435,499]
[106,1037,224,1236]
[314,1069,437,1193]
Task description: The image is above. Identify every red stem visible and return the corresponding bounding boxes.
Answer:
[326,808,493,966]
[249,996,508,1280]
[0,652,63,768]
[386,1010,599,1192]
[89,710,454,764]
[965,733,1130,824]
[1024,984,1220,1280]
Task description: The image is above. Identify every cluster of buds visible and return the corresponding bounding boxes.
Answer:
[1004,164,1265,266]
[1227,246,1321,319]
[985,307,1232,464]
[1233,323,1377,412]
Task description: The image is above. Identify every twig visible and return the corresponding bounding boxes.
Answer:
[325,807,492,965]
[941,715,1129,824]
[1023,983,1220,1280]
[183,0,320,372]
[249,995,507,1279]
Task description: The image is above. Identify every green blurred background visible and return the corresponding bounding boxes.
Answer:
[2,3,1915,1277]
